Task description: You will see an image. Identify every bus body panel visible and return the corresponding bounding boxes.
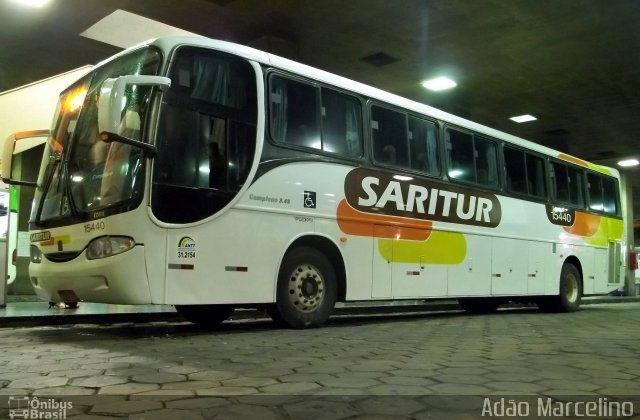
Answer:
[27,159,625,306]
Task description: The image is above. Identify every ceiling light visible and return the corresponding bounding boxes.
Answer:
[421,76,457,91]
[617,158,639,167]
[10,0,49,6]
[509,114,537,123]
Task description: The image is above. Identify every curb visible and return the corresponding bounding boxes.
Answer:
[1,296,639,328]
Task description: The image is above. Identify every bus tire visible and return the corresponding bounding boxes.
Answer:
[537,263,582,312]
[270,246,337,329]
[175,304,234,326]
[458,297,500,314]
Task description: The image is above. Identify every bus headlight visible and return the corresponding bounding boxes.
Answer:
[30,245,42,264]
[86,236,135,260]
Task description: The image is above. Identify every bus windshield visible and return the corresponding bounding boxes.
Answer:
[31,47,161,226]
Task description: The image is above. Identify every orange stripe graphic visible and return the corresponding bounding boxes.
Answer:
[558,153,590,168]
[336,199,432,240]
[563,211,600,237]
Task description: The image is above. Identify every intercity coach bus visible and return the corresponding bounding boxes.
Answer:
[2,36,628,328]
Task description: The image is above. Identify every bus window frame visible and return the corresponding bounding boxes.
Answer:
[585,169,622,218]
[366,100,443,180]
[443,124,502,193]
[502,144,550,204]
[264,69,366,163]
[547,158,586,211]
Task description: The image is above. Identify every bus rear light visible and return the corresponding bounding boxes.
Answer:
[630,252,638,271]
[86,236,135,260]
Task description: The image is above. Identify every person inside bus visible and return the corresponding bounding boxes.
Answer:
[381,144,397,165]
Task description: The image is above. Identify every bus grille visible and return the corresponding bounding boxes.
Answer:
[45,251,82,262]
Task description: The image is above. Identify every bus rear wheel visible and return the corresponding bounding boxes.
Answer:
[175,304,234,326]
[269,246,337,329]
[537,262,582,312]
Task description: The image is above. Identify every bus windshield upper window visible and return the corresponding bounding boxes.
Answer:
[152,47,257,223]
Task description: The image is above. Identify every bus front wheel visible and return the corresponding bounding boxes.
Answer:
[537,263,582,312]
[269,246,337,329]
[175,304,234,326]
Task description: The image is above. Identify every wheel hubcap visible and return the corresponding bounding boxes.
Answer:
[288,264,324,313]
[565,273,578,303]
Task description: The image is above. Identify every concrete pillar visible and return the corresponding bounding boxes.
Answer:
[621,173,636,296]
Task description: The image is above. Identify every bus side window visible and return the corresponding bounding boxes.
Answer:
[567,166,585,208]
[475,136,499,188]
[587,172,603,212]
[526,153,547,198]
[602,176,618,215]
[269,76,320,150]
[446,129,475,183]
[321,88,362,157]
[371,105,407,167]
[504,146,526,194]
[551,162,570,203]
[408,116,439,176]
[587,172,617,214]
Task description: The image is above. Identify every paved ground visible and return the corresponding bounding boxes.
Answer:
[0,303,639,419]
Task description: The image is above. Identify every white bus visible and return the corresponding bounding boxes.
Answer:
[2,36,627,328]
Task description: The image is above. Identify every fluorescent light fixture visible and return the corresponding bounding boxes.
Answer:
[10,0,49,6]
[421,76,457,92]
[509,114,537,123]
[618,158,639,167]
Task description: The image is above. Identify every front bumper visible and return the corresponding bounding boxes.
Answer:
[29,245,152,304]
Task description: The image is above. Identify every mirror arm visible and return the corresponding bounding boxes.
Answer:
[99,132,157,158]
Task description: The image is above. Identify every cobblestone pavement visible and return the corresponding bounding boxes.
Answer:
[1,303,639,419]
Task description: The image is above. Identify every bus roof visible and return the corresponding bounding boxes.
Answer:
[121,36,619,178]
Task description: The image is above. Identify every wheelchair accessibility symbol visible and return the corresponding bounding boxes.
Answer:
[303,191,316,208]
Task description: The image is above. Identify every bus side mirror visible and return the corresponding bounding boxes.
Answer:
[1,130,50,187]
[97,75,171,135]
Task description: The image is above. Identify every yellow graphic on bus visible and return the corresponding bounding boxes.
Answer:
[378,230,466,264]
[337,199,467,264]
[40,234,71,247]
[557,153,612,175]
[582,217,624,246]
